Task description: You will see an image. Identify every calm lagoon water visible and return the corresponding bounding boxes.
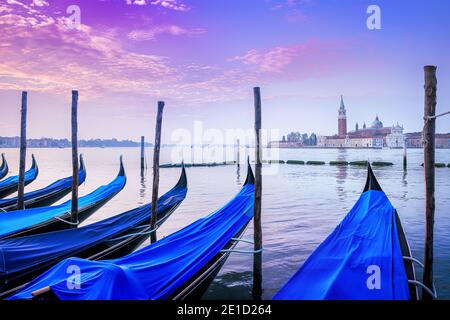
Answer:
[1,147,449,299]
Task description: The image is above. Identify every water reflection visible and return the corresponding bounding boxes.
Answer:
[401,171,408,200]
[139,169,147,206]
[335,149,348,201]
[252,253,263,300]
[236,165,241,185]
[203,271,253,300]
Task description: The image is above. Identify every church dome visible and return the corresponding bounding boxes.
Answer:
[371,115,383,129]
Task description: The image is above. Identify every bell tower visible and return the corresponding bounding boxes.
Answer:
[338,95,347,137]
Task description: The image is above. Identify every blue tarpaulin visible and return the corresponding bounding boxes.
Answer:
[0,154,8,180]
[0,176,187,287]
[0,156,38,196]
[0,172,125,239]
[10,181,254,300]
[0,159,86,210]
[273,189,410,300]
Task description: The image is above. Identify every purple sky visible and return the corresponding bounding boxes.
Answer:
[1,0,449,142]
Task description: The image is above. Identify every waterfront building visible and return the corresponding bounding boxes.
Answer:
[405,132,450,148]
[317,96,406,148]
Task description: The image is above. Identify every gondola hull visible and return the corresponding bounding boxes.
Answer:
[88,202,184,261]
[0,158,125,241]
[0,154,8,181]
[1,192,118,240]
[8,164,254,300]
[274,164,417,300]
[0,155,38,199]
[0,156,86,211]
[0,166,187,297]
[170,223,250,300]
[0,202,184,296]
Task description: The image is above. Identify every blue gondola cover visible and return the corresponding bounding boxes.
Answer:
[274,189,410,300]
[0,156,38,193]
[0,178,187,287]
[0,154,8,180]
[0,160,86,209]
[0,172,125,239]
[10,182,254,300]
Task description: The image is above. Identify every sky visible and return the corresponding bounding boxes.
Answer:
[0,0,449,142]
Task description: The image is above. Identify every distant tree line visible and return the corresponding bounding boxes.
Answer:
[282,132,317,146]
[0,136,153,148]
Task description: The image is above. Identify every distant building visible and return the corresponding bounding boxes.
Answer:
[317,96,405,148]
[267,141,304,148]
[338,95,347,137]
[405,132,450,148]
[267,132,317,148]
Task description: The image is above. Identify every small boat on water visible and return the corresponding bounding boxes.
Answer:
[0,157,126,240]
[0,155,39,199]
[9,163,254,300]
[274,164,419,300]
[0,155,86,212]
[0,166,187,296]
[0,154,8,180]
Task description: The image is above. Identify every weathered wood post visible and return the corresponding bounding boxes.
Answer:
[253,87,263,300]
[17,91,27,210]
[403,139,407,171]
[150,101,164,243]
[70,90,79,227]
[422,66,437,299]
[140,136,145,172]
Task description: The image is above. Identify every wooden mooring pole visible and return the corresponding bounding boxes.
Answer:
[70,90,79,227]
[252,87,263,300]
[140,136,145,172]
[150,101,164,243]
[17,91,27,210]
[422,65,437,300]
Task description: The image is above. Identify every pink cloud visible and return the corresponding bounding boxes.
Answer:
[126,0,190,12]
[0,1,351,108]
[230,46,299,73]
[228,39,349,79]
[128,25,205,41]
[150,0,190,12]
[0,7,179,98]
[31,0,49,7]
[0,4,249,106]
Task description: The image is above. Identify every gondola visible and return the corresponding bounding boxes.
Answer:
[0,155,86,211]
[0,166,187,296]
[274,164,419,300]
[0,154,8,180]
[0,157,126,240]
[9,163,254,300]
[0,155,39,199]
